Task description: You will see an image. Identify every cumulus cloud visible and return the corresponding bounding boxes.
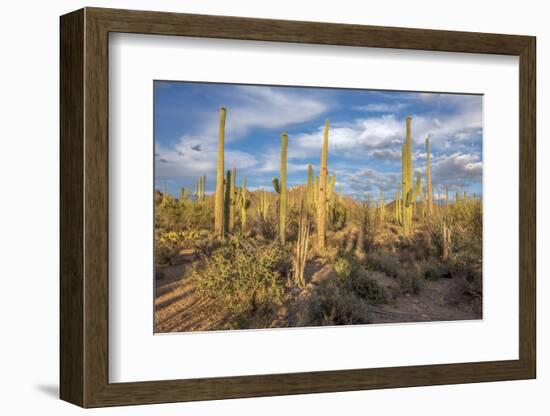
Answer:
[414,152,482,189]
[370,148,402,161]
[347,168,400,195]
[354,102,408,113]
[156,85,330,181]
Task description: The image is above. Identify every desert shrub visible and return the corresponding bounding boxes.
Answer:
[155,197,214,233]
[155,239,179,265]
[297,278,370,326]
[417,258,451,281]
[257,215,278,241]
[398,268,424,295]
[350,268,385,304]
[448,249,482,283]
[366,250,402,278]
[334,256,354,280]
[192,239,291,320]
[155,229,210,265]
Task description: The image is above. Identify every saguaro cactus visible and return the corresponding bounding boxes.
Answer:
[317,119,329,251]
[180,187,190,202]
[237,177,249,229]
[272,133,288,244]
[426,137,433,214]
[214,107,227,238]
[394,188,401,225]
[258,188,269,221]
[161,180,168,205]
[313,175,319,208]
[224,170,232,232]
[401,116,421,235]
[306,164,314,212]
[195,175,206,201]
[442,220,452,261]
[228,167,236,232]
[379,189,385,223]
[294,194,310,287]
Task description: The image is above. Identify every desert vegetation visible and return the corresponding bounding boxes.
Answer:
[154,109,482,332]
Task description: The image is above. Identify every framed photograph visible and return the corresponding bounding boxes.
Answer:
[60,7,536,407]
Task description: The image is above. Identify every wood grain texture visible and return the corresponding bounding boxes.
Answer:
[59,8,84,406]
[59,7,537,408]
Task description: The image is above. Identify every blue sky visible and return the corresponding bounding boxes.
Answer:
[154,81,483,201]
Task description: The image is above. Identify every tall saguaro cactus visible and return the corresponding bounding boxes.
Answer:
[401,116,421,235]
[317,119,329,251]
[272,133,288,244]
[214,107,227,238]
[426,137,433,214]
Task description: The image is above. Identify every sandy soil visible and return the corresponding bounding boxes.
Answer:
[155,250,481,333]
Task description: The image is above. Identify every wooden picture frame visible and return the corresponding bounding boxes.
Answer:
[60,7,536,408]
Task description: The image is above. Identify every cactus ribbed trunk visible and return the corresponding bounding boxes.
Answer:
[228,167,236,232]
[426,137,433,214]
[224,170,231,232]
[313,175,319,214]
[258,188,269,221]
[238,177,248,229]
[401,116,419,235]
[379,189,385,223]
[307,164,314,213]
[317,119,329,251]
[294,194,310,287]
[214,107,226,238]
[279,133,288,244]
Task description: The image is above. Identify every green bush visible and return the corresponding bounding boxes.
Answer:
[366,250,402,278]
[350,269,385,304]
[192,239,291,319]
[334,257,354,280]
[297,278,370,326]
[417,258,451,281]
[398,269,424,295]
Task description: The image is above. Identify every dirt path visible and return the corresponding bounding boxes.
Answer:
[154,250,227,332]
[366,271,481,323]
[155,252,481,333]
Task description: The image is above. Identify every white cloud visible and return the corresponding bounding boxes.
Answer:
[156,86,330,181]
[354,102,408,113]
[414,152,482,188]
[370,148,401,161]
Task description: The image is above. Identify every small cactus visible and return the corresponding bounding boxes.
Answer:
[258,188,269,221]
[237,177,250,229]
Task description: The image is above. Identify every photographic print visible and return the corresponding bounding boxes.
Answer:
[154,81,483,333]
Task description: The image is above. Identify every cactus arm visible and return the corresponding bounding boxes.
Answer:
[272,178,281,194]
